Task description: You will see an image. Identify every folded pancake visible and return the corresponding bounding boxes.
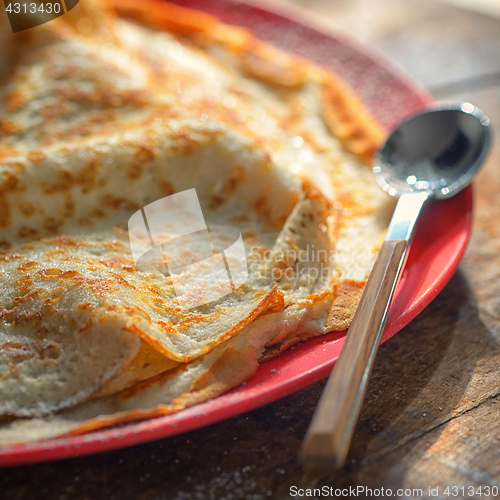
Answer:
[0,287,327,445]
[0,0,393,442]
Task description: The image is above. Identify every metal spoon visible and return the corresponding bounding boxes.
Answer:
[300,102,492,467]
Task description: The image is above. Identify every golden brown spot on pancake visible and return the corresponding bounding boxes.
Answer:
[103,240,126,251]
[301,131,329,153]
[0,171,21,228]
[0,119,21,137]
[55,83,148,110]
[44,250,65,260]
[160,180,175,196]
[158,320,176,334]
[40,305,53,316]
[26,150,46,163]
[233,214,249,224]
[100,255,135,271]
[18,226,38,239]
[78,302,93,310]
[0,340,62,363]
[89,208,106,218]
[209,166,245,208]
[19,202,35,217]
[44,217,63,234]
[169,128,204,156]
[77,217,94,227]
[1,310,16,324]
[78,157,98,194]
[112,223,128,237]
[53,111,116,142]
[321,74,385,165]
[51,237,86,248]
[127,163,142,180]
[39,269,62,278]
[102,195,140,211]
[0,254,21,262]
[49,288,64,299]
[60,271,80,279]
[239,40,307,88]
[4,90,26,112]
[128,142,157,179]
[42,158,98,195]
[16,276,34,297]
[42,344,62,361]
[0,197,12,228]
[253,195,286,230]
[17,261,37,271]
[42,170,74,194]
[63,195,75,218]
[112,0,220,39]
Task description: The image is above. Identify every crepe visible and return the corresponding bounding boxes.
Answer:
[0,0,393,445]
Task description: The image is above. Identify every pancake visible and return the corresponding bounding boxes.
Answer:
[0,0,393,444]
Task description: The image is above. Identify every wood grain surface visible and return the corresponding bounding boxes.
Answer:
[2,0,500,498]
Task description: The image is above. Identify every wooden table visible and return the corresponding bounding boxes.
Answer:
[2,0,500,498]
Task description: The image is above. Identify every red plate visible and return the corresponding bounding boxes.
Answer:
[0,0,472,467]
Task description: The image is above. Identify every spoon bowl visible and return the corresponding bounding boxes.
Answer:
[374,103,492,199]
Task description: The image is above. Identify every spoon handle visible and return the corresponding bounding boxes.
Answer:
[300,192,429,467]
